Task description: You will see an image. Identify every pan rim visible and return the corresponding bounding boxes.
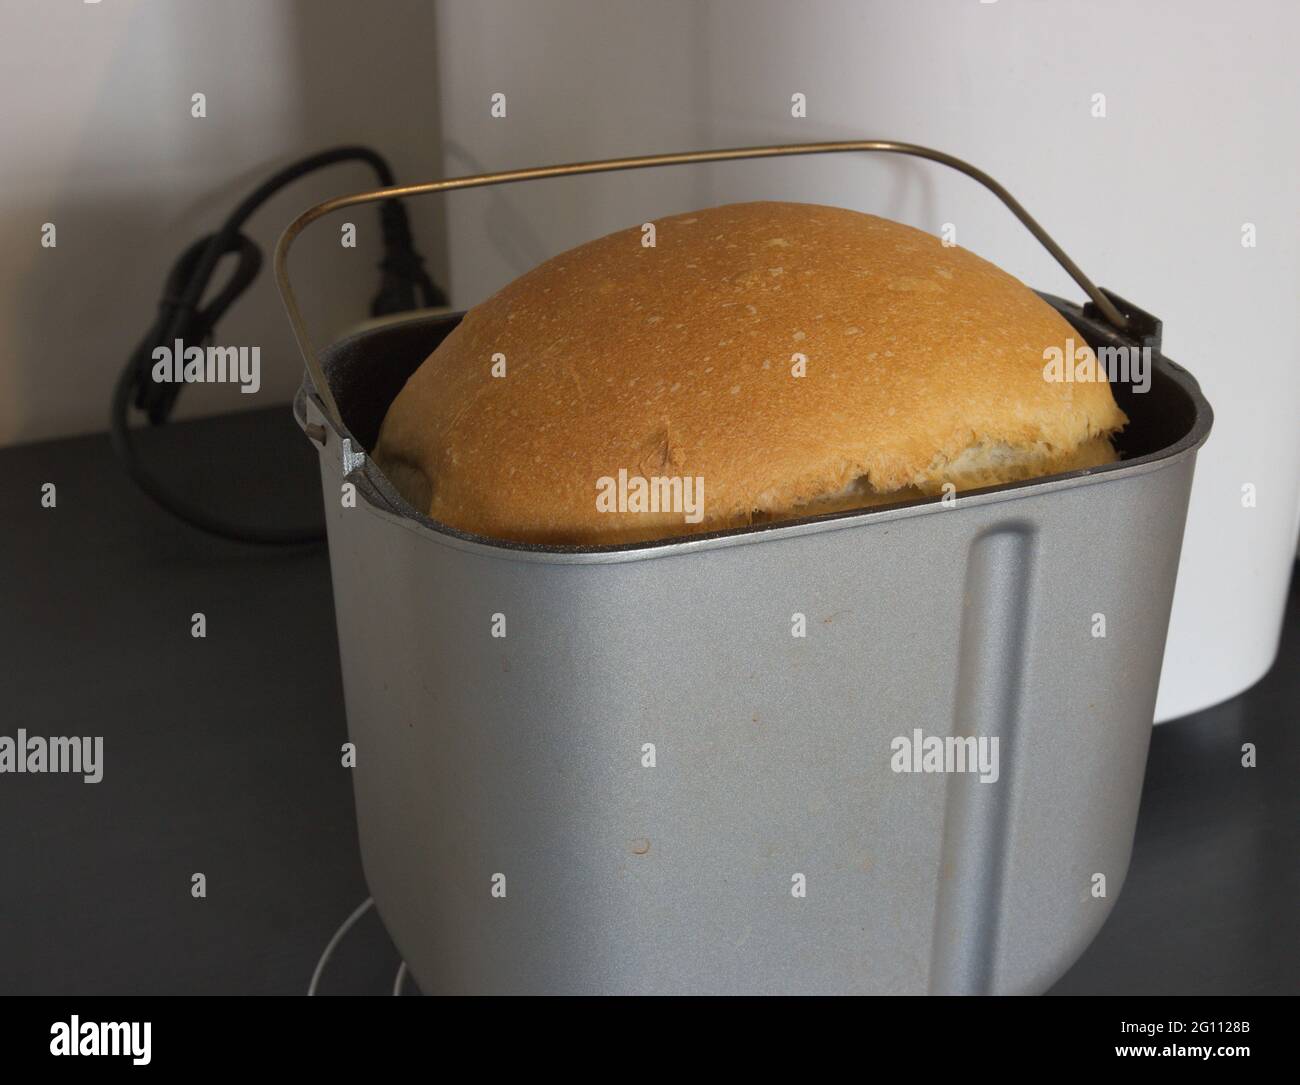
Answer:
[301,298,1212,565]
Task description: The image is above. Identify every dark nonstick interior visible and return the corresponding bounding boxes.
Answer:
[318,314,461,452]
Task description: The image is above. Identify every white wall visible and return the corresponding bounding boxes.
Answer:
[0,0,446,444]
[432,0,1299,719]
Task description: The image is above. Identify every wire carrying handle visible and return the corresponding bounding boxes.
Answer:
[275,139,1128,430]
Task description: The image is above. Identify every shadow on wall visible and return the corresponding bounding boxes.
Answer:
[1,0,446,447]
[440,140,553,279]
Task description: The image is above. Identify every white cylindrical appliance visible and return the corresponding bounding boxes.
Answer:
[430,0,1300,720]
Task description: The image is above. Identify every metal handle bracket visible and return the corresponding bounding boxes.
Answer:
[275,139,1129,430]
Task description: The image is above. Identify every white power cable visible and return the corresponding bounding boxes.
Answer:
[307,896,374,996]
[307,896,416,996]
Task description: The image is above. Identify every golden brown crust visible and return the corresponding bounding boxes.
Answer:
[374,201,1127,544]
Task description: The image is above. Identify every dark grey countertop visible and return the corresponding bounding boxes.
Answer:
[1,405,1295,995]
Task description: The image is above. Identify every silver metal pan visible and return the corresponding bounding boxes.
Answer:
[279,143,1213,994]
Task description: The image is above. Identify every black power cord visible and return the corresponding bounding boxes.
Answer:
[111,146,446,545]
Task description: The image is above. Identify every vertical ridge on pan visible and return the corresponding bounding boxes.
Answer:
[928,525,1036,995]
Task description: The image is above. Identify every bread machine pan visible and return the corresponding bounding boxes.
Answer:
[279,142,1213,994]
[291,296,1207,994]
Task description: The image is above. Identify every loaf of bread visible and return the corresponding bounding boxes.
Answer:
[374,201,1126,544]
